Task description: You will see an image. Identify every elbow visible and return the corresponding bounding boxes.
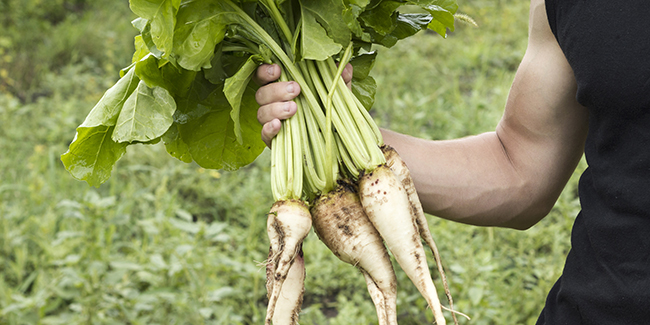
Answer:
[500,195,557,231]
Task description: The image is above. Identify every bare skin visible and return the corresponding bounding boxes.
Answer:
[256,0,588,230]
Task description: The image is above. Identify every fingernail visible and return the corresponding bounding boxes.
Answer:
[267,65,274,76]
[284,102,292,112]
[287,83,295,94]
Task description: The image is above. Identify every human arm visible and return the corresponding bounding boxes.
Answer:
[383,0,588,230]
[255,0,588,230]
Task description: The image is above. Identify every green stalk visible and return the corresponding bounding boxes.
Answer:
[322,43,353,191]
[307,60,368,169]
[299,96,328,192]
[222,0,323,127]
[326,59,383,147]
[322,58,385,169]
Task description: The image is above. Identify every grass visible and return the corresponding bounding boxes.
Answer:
[0,1,583,324]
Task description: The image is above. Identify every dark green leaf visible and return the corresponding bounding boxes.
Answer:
[359,1,401,36]
[350,51,377,79]
[135,54,196,97]
[351,75,377,110]
[179,85,265,171]
[162,124,192,163]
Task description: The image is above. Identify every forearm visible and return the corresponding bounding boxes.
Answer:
[382,128,558,230]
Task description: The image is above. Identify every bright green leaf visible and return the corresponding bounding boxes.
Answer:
[299,0,350,60]
[61,125,128,187]
[224,54,262,145]
[129,0,181,57]
[172,0,229,71]
[80,68,139,128]
[112,80,176,143]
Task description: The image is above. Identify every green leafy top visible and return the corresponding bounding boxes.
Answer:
[61,0,457,187]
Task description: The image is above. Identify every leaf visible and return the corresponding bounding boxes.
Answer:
[80,68,139,128]
[359,1,401,36]
[129,0,181,58]
[135,54,196,97]
[350,51,377,109]
[162,124,192,163]
[61,125,128,187]
[350,51,377,79]
[172,0,229,71]
[224,54,262,145]
[299,0,351,60]
[132,35,151,63]
[351,74,377,110]
[179,85,265,171]
[112,80,177,143]
[408,0,458,37]
[373,13,432,48]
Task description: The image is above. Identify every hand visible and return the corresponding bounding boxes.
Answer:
[255,63,353,147]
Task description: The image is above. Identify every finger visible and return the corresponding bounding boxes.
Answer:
[257,100,297,125]
[342,63,353,85]
[253,63,281,86]
[255,81,301,106]
[262,119,282,148]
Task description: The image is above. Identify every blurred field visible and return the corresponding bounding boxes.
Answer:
[0,1,584,324]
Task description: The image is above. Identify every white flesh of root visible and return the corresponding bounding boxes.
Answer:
[359,165,446,325]
[265,200,312,325]
[382,145,461,324]
[266,246,305,325]
[311,184,398,325]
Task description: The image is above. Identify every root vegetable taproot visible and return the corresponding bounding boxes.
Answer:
[358,164,446,325]
[382,145,459,324]
[265,200,312,325]
[266,246,305,325]
[311,183,398,325]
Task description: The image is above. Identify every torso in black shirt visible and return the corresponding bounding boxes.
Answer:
[538,1,650,324]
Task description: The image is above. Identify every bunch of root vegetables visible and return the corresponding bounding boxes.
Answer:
[61,0,466,323]
[266,144,465,325]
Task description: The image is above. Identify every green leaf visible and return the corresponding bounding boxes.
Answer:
[129,0,181,58]
[112,80,177,143]
[162,124,192,163]
[350,51,378,109]
[132,35,151,63]
[299,0,351,60]
[204,48,251,85]
[351,75,377,110]
[224,54,262,145]
[179,85,265,171]
[408,0,458,37]
[350,51,377,79]
[172,0,229,71]
[61,125,128,187]
[135,54,196,97]
[359,1,401,36]
[80,68,139,128]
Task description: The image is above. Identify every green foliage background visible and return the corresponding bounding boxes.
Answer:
[0,0,584,324]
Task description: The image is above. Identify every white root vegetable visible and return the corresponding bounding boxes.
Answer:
[266,246,305,325]
[311,183,398,325]
[265,200,312,325]
[358,164,446,325]
[382,145,459,324]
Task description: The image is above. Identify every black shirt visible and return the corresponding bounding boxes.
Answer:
[538,1,650,323]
